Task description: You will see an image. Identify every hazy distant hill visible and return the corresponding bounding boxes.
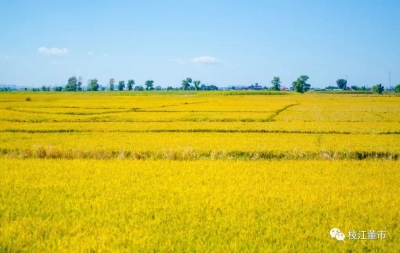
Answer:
[0,84,17,90]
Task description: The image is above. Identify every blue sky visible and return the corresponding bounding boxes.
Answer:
[1,0,399,88]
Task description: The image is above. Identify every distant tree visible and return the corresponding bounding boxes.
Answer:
[193,80,201,91]
[134,85,144,91]
[145,80,154,90]
[181,77,192,90]
[118,81,125,91]
[372,84,384,94]
[109,78,115,91]
[395,84,400,93]
[200,84,219,91]
[270,76,281,91]
[167,86,174,91]
[127,79,135,91]
[325,86,338,90]
[40,86,50,91]
[88,79,99,91]
[155,86,162,90]
[65,76,78,91]
[77,76,83,91]
[350,85,359,90]
[336,79,347,89]
[54,86,63,91]
[209,85,218,90]
[292,75,311,93]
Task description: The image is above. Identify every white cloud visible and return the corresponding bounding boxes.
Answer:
[192,56,221,64]
[101,53,109,57]
[169,58,185,64]
[87,52,93,56]
[37,47,68,55]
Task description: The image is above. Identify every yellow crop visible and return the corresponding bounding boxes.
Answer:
[0,159,399,252]
[0,91,399,251]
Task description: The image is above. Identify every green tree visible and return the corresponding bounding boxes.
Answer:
[336,79,347,89]
[134,85,144,91]
[145,80,154,90]
[127,79,135,91]
[372,84,384,94]
[77,77,83,91]
[394,84,400,93]
[88,79,99,91]
[325,86,337,90]
[118,81,125,91]
[181,77,192,90]
[193,80,201,90]
[65,76,78,91]
[270,76,281,91]
[292,75,311,93]
[109,78,115,91]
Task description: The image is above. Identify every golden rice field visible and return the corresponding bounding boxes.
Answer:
[0,91,399,252]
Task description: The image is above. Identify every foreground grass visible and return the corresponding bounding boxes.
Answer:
[1,159,398,252]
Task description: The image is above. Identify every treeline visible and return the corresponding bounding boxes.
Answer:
[323,79,400,94]
[3,75,400,94]
[45,76,218,92]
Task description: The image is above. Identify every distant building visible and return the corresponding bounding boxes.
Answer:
[248,85,263,90]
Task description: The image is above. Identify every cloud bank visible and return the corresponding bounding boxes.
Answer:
[192,56,221,64]
[37,47,68,55]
